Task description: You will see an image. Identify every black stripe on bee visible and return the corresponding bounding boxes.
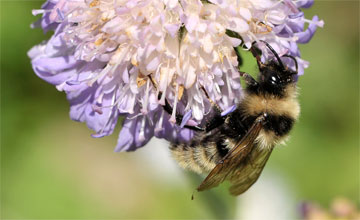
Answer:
[263,114,294,136]
[215,140,229,158]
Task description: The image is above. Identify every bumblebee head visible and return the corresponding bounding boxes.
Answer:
[251,40,298,96]
[258,60,297,89]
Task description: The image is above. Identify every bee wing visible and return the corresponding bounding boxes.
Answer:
[197,115,265,192]
[228,147,273,195]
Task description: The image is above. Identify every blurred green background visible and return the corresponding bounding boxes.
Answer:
[0,1,359,219]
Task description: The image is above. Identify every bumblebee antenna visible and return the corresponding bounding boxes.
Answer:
[260,40,285,69]
[252,40,285,70]
[282,54,299,74]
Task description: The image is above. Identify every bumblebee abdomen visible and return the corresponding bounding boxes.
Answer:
[170,140,228,174]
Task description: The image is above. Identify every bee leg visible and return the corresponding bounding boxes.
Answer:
[249,46,266,70]
[148,75,226,132]
[233,46,259,86]
[148,75,205,132]
[199,85,222,113]
[199,85,230,132]
[204,114,226,132]
[239,71,258,87]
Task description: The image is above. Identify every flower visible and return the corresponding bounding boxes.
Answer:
[299,198,360,220]
[29,0,323,151]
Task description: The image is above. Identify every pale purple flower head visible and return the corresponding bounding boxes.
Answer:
[29,0,323,151]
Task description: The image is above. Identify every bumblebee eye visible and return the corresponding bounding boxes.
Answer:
[269,75,279,85]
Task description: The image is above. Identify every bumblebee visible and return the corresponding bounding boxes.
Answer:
[150,40,300,196]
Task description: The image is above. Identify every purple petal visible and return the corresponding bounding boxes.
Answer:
[115,118,136,152]
[288,11,304,19]
[180,110,192,128]
[146,56,160,72]
[84,92,118,136]
[185,14,198,33]
[157,117,193,142]
[283,0,299,13]
[67,80,97,116]
[91,133,107,138]
[164,23,180,38]
[115,115,154,152]
[296,16,323,44]
[56,8,64,21]
[66,80,81,85]
[296,0,314,8]
[186,119,198,127]
[32,55,78,72]
[32,65,76,85]
[38,0,59,32]
[92,104,103,114]
[68,87,94,122]
[221,105,236,117]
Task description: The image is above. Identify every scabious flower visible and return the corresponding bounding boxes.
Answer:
[28,0,323,151]
[300,198,360,220]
